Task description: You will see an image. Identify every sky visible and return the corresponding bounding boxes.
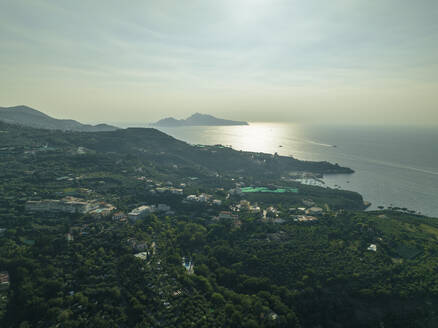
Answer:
[0,0,437,125]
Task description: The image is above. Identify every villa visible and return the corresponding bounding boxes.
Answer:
[367,244,377,252]
[25,196,99,214]
[128,205,155,221]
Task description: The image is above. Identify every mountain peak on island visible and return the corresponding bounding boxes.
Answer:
[153,113,248,127]
[0,105,119,132]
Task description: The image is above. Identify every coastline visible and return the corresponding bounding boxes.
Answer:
[154,123,438,217]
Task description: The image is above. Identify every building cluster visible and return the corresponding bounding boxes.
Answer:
[89,203,116,217]
[25,196,115,216]
[153,187,184,195]
[130,239,156,262]
[23,144,56,156]
[219,197,325,225]
[26,197,97,214]
[289,207,323,220]
[185,193,222,205]
[232,200,261,214]
[230,200,281,222]
[128,204,173,221]
[298,199,324,215]
[289,202,324,216]
[141,179,185,195]
[289,202,324,223]
[294,215,319,222]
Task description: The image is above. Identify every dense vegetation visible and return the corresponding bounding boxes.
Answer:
[1,122,437,327]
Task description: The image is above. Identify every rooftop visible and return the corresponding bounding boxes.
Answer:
[0,271,9,285]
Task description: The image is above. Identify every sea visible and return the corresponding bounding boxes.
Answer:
[125,122,438,217]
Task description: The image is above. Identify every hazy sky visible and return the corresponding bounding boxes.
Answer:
[1,0,437,125]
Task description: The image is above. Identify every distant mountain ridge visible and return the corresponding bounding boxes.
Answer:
[0,105,119,132]
[153,113,248,127]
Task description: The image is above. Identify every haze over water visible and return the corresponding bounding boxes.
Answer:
[155,123,438,217]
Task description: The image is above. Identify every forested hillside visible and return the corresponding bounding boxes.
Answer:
[1,121,437,327]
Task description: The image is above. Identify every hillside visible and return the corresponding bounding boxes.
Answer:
[0,120,363,212]
[0,105,118,132]
[1,120,438,327]
[0,120,354,177]
[153,113,248,127]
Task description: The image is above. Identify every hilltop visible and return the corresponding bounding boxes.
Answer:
[153,113,248,127]
[0,105,118,132]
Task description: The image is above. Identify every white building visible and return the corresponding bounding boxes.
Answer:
[170,188,183,195]
[128,205,155,222]
[295,215,318,222]
[134,252,149,261]
[186,195,198,202]
[367,244,377,252]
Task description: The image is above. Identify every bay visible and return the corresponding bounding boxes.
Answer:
[151,123,438,217]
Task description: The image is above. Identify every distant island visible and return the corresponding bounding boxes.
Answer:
[152,113,248,127]
[0,105,119,132]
